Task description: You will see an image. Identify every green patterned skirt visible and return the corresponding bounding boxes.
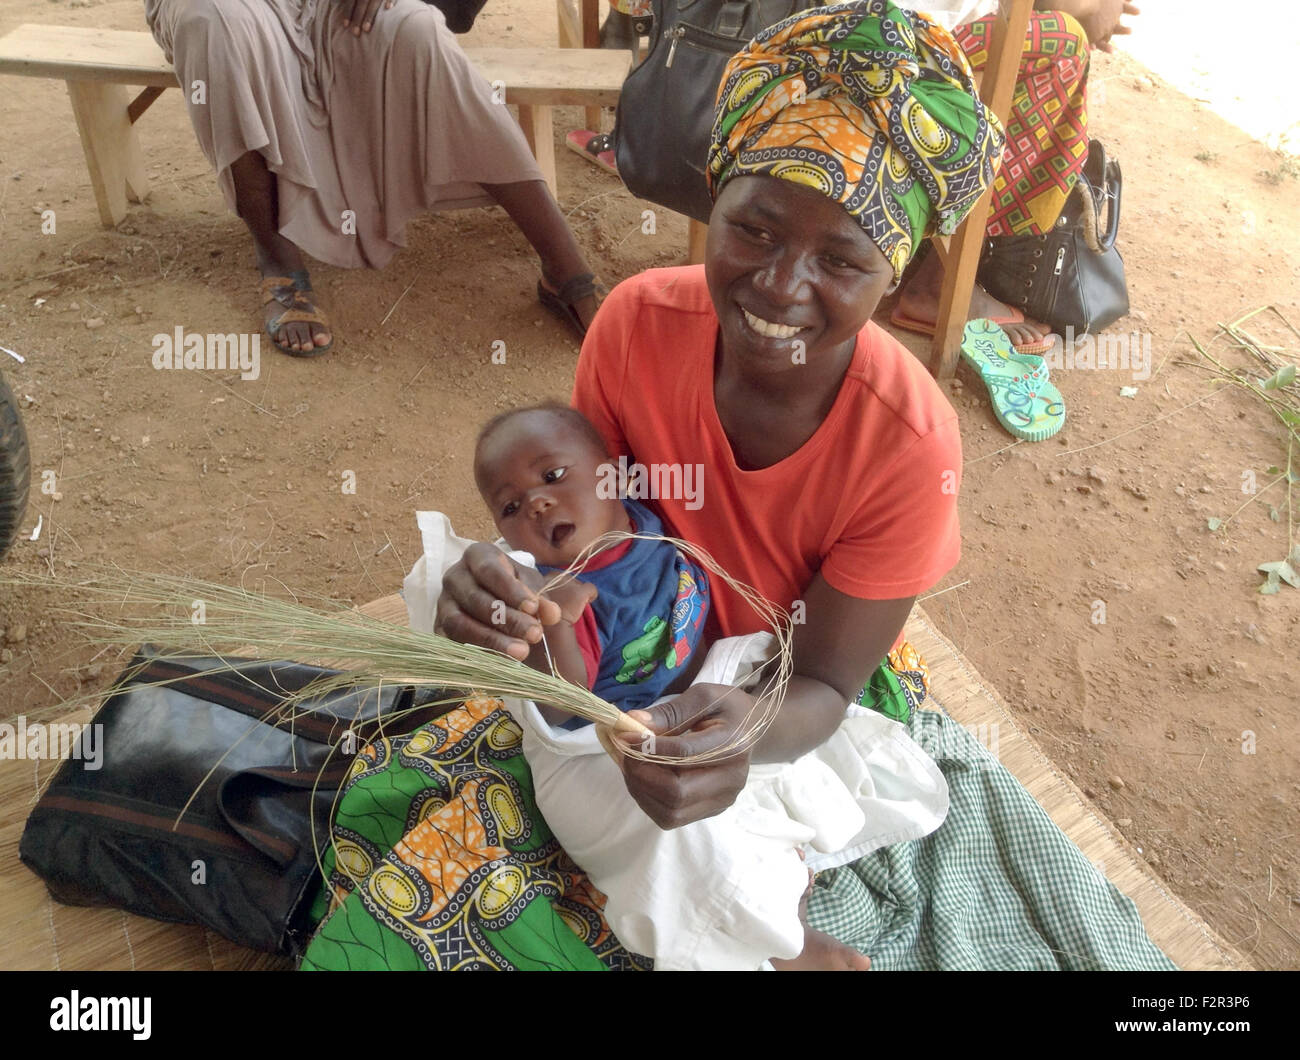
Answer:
[301,651,1174,971]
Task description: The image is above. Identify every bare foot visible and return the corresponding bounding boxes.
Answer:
[770,866,871,971]
[771,925,872,971]
[897,250,1051,350]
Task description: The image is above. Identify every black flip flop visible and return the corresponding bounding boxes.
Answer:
[538,272,600,339]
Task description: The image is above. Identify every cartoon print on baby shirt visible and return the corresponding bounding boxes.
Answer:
[613,566,707,685]
[616,617,670,684]
[667,567,706,668]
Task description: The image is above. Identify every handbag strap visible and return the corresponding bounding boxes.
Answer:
[1098,157,1122,251]
[1079,140,1121,253]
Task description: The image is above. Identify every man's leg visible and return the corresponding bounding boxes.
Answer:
[229,150,331,354]
[482,179,599,331]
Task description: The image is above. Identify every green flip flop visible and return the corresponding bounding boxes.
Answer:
[959,318,1065,442]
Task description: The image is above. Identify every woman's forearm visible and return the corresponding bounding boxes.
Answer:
[751,675,847,764]
[1035,0,1100,17]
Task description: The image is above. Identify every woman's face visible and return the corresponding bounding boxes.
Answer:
[705,175,895,373]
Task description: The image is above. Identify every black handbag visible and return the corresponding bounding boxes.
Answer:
[976,138,1130,336]
[613,0,820,223]
[426,0,488,34]
[20,650,448,959]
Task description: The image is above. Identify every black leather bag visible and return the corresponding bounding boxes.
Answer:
[426,0,488,33]
[20,650,448,958]
[613,0,819,223]
[976,139,1130,336]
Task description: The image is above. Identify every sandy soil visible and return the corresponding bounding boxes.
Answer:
[1,0,1297,969]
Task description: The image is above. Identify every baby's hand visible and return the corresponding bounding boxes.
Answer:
[540,575,598,625]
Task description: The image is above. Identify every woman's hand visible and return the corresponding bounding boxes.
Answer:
[335,0,394,36]
[1082,1,1139,54]
[612,683,756,829]
[437,542,564,658]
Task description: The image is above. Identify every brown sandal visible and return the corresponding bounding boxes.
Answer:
[261,272,333,357]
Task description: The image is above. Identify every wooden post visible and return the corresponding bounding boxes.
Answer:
[65,79,149,228]
[926,0,1033,378]
[517,104,558,200]
[558,0,605,133]
[556,0,581,46]
[687,219,708,265]
[581,0,601,48]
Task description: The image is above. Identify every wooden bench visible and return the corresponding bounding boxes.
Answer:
[0,23,630,228]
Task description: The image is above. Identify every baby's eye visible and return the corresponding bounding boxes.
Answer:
[544,467,567,483]
[501,500,519,518]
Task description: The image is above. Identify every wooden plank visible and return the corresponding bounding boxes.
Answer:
[926,0,1033,379]
[0,25,629,105]
[0,24,176,86]
[468,47,628,106]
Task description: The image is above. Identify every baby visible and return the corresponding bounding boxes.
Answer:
[472,403,871,971]
[473,402,710,723]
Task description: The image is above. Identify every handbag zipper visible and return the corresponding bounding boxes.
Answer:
[1038,244,1067,320]
[665,26,684,66]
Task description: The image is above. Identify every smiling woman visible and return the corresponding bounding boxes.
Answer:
[332,0,1177,972]
[435,0,993,967]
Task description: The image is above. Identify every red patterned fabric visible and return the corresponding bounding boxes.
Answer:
[954,11,1090,237]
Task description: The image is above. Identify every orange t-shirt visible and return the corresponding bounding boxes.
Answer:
[571,265,962,641]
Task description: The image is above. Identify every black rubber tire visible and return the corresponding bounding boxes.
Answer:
[0,365,32,561]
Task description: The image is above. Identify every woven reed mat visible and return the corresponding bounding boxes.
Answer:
[1,595,1252,970]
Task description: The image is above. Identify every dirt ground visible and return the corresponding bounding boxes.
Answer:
[1,1,1297,970]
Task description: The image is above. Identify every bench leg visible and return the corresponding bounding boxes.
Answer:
[66,80,149,228]
[517,104,558,200]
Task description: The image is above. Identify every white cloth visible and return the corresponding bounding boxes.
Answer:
[403,511,951,969]
[914,0,1000,31]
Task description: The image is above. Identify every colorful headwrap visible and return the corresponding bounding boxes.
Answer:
[707,0,1006,281]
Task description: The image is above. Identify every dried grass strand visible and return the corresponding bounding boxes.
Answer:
[4,536,793,765]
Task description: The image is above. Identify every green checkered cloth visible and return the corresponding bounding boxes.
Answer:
[806,706,1178,970]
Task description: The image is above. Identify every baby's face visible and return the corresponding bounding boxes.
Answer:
[475,412,626,568]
